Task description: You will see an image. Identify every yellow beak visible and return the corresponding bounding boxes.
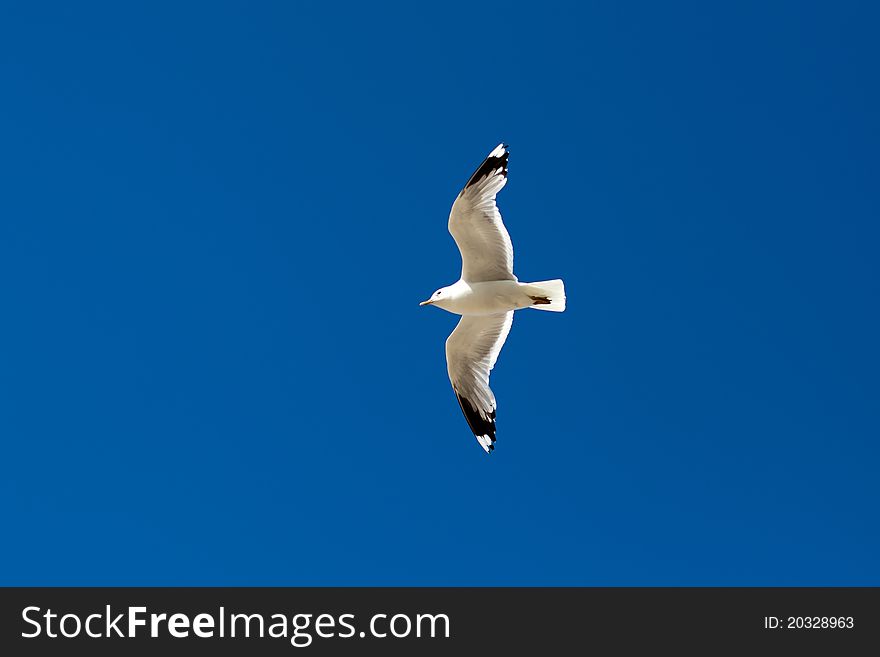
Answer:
[419,299,433,306]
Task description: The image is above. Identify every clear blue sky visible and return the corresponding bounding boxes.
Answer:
[1,2,878,585]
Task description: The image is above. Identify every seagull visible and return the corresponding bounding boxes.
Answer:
[420,144,566,453]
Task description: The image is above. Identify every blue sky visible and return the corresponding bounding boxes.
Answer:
[1,2,878,585]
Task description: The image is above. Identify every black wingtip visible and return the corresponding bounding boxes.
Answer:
[462,144,509,192]
[455,392,497,453]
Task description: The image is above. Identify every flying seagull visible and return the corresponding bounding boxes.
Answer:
[420,144,566,453]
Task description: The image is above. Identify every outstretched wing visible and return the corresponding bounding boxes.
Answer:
[448,144,516,283]
[445,312,514,453]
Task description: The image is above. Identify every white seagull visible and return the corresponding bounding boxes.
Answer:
[420,144,566,453]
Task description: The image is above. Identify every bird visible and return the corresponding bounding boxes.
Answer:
[420,144,566,453]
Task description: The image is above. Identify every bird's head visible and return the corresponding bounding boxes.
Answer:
[419,287,448,308]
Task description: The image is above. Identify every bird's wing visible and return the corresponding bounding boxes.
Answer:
[445,312,514,453]
[448,144,516,283]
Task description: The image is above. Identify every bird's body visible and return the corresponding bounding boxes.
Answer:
[420,144,566,453]
[428,279,536,315]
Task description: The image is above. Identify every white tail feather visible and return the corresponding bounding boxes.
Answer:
[523,279,566,312]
